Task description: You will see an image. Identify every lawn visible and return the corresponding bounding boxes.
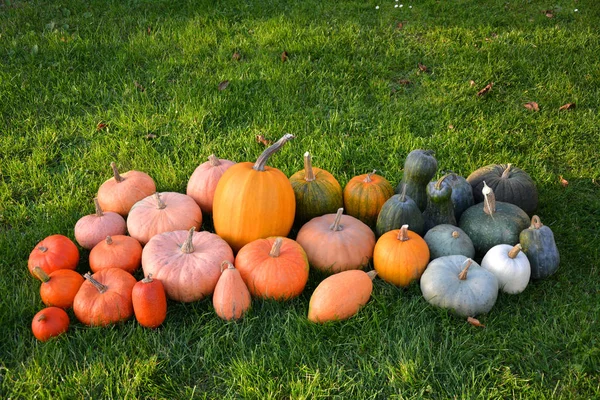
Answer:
[1,0,599,398]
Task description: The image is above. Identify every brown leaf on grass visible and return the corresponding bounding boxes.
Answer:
[477,82,493,96]
[232,51,241,61]
[469,80,476,87]
[418,63,428,72]
[134,81,145,92]
[559,103,576,111]
[218,80,230,91]
[448,124,455,130]
[96,122,107,131]
[396,22,404,30]
[467,317,485,328]
[559,175,569,187]
[544,10,554,18]
[146,26,152,35]
[281,51,289,62]
[145,133,157,140]
[256,134,272,146]
[524,101,540,111]
[398,79,411,85]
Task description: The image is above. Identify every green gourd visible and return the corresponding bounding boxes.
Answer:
[422,175,456,232]
[423,224,475,259]
[444,173,474,221]
[396,149,438,212]
[519,215,560,280]
[376,184,425,237]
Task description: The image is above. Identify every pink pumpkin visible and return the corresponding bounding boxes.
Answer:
[74,198,126,249]
[187,154,235,214]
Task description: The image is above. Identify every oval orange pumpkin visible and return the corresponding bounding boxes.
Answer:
[132,274,167,328]
[32,267,84,309]
[97,162,156,216]
[213,261,252,321]
[213,134,296,252]
[28,234,79,276]
[343,170,394,228]
[187,154,236,214]
[89,235,143,274]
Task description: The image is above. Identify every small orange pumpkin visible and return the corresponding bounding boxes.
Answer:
[32,267,84,309]
[343,170,394,228]
[31,307,69,342]
[74,198,127,249]
[373,224,430,287]
[187,154,236,214]
[28,234,79,276]
[89,235,143,274]
[97,162,156,216]
[234,237,309,300]
[213,261,252,321]
[132,274,167,329]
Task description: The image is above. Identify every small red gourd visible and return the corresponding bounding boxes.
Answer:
[213,261,252,321]
[97,162,156,216]
[28,234,79,276]
[343,170,394,228]
[132,274,167,328]
[32,267,84,309]
[187,154,236,214]
[31,307,69,342]
[89,235,143,274]
[74,198,126,249]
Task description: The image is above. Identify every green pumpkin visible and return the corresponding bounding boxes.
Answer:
[458,182,530,258]
[422,175,457,232]
[376,184,424,237]
[444,173,474,221]
[519,215,560,280]
[467,163,538,216]
[289,152,343,226]
[423,224,475,259]
[396,149,438,212]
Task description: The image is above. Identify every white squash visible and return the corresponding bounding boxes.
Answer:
[481,243,530,294]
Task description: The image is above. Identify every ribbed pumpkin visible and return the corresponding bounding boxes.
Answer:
[213,261,252,321]
[97,162,156,216]
[519,215,560,280]
[396,149,438,211]
[89,235,143,274]
[142,227,234,302]
[186,154,236,214]
[423,224,475,259]
[422,174,457,233]
[31,307,70,342]
[127,192,202,245]
[28,234,79,276]
[343,170,394,228]
[213,134,296,253]
[74,198,126,249]
[373,225,430,287]
[376,184,424,237]
[296,208,375,274]
[467,163,538,216]
[289,151,343,226]
[132,274,167,328]
[234,237,309,300]
[32,267,84,309]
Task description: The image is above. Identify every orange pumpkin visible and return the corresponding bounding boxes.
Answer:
[74,198,127,249]
[89,235,143,274]
[213,134,296,252]
[132,274,167,329]
[296,208,375,274]
[213,261,252,321]
[97,162,156,216]
[31,307,69,342]
[142,227,234,302]
[73,268,137,326]
[32,267,84,309]
[187,154,236,214]
[343,170,394,228]
[234,237,309,300]
[127,192,202,245]
[28,234,79,276]
[374,224,430,287]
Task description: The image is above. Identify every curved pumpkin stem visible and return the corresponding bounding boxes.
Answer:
[363,170,377,183]
[32,266,51,283]
[84,272,108,294]
[303,151,315,182]
[530,215,543,229]
[110,162,125,183]
[269,237,284,257]
[434,174,450,190]
[142,273,154,283]
[181,227,196,254]
[329,208,344,231]
[397,224,410,241]
[501,163,512,179]
[482,181,496,216]
[93,197,104,217]
[366,270,378,280]
[508,244,522,259]
[221,260,235,272]
[253,133,295,171]
[208,154,221,167]
[458,259,473,280]
[37,313,47,322]
[154,192,167,210]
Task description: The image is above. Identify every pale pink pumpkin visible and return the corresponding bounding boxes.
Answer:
[74,198,127,249]
[97,162,156,216]
[141,227,234,302]
[187,154,236,214]
[127,192,203,245]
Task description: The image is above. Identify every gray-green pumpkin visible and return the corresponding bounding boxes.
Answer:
[376,184,424,237]
[424,224,475,259]
[422,175,457,232]
[519,215,560,280]
[396,149,438,212]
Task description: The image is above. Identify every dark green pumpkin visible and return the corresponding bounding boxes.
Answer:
[519,215,560,280]
[444,173,474,221]
[423,175,457,232]
[424,224,475,259]
[467,163,538,216]
[396,149,438,212]
[458,183,530,257]
[376,184,424,237]
[289,152,343,226]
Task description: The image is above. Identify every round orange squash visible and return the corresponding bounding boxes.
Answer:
[213,261,252,321]
[186,154,236,214]
[74,198,126,249]
[31,307,69,342]
[89,235,143,274]
[343,170,394,228]
[28,234,79,276]
[213,134,296,252]
[32,267,84,309]
[97,162,156,216]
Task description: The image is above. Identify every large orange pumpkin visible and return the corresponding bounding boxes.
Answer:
[343,170,394,228]
[213,134,296,252]
[28,234,79,276]
[234,237,309,300]
[373,224,430,287]
[97,162,156,216]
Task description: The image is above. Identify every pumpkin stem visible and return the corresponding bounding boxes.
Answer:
[303,151,315,182]
[363,170,377,183]
[530,215,543,229]
[110,162,125,183]
[434,174,449,190]
[37,314,47,322]
[508,244,522,259]
[32,266,50,283]
[269,237,284,257]
[458,259,473,280]
[208,154,221,167]
[221,260,235,272]
[399,184,407,202]
[142,273,154,283]
[253,133,295,171]
[482,181,496,216]
[451,230,460,239]
[366,270,378,280]
[329,208,344,231]
[397,224,410,241]
[105,236,113,245]
[84,272,108,294]
[38,246,48,253]
[181,227,196,254]
[501,163,512,179]
[154,192,167,210]
[93,197,104,217]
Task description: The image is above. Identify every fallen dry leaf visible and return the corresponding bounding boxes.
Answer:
[477,82,493,97]
[559,103,576,111]
[256,134,272,146]
[448,124,455,130]
[524,102,540,111]
[396,22,404,30]
[146,26,152,35]
[559,175,569,187]
[469,80,476,87]
[418,63,428,72]
[281,51,289,62]
[544,10,554,18]
[134,81,145,92]
[96,122,107,131]
[218,80,230,91]
[145,133,157,140]
[398,79,411,85]
[467,317,485,328]
[232,51,241,61]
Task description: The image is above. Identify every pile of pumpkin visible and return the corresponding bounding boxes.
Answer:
[28,134,560,341]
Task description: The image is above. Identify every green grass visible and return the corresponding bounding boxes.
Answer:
[1,0,599,398]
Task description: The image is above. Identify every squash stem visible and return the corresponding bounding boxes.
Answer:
[434,174,449,191]
[458,259,473,280]
[208,154,221,167]
[397,224,410,241]
[221,260,235,272]
[482,181,496,216]
[154,192,167,210]
[105,236,113,245]
[269,237,284,257]
[84,272,108,294]
[37,314,47,322]
[530,215,543,229]
[38,246,48,253]
[253,134,295,171]
[329,208,344,231]
[508,244,522,259]
[366,270,378,280]
[363,170,377,183]
[181,227,196,254]
[451,230,460,239]
[303,151,315,182]
[93,197,104,217]
[32,266,50,283]
[399,183,407,202]
[142,273,154,283]
[501,163,512,179]
[110,162,125,183]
